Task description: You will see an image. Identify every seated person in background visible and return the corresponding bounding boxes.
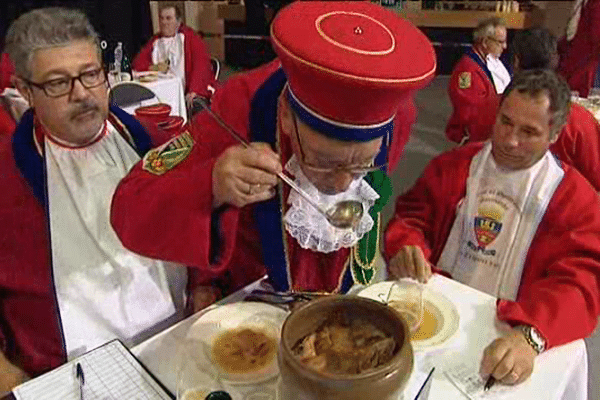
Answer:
[133,3,215,107]
[385,70,600,386]
[446,17,507,144]
[558,0,600,98]
[0,7,206,391]
[111,1,436,299]
[512,27,600,191]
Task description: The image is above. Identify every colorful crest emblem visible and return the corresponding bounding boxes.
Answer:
[474,216,502,248]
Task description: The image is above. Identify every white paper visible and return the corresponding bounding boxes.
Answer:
[444,362,511,399]
[13,340,171,400]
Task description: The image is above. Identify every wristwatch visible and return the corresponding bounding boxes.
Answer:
[515,325,546,354]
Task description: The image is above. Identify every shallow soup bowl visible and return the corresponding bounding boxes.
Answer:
[278,296,414,400]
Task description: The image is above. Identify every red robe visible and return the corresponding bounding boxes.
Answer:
[384,143,600,349]
[558,0,600,98]
[0,53,14,92]
[446,50,499,143]
[0,104,15,136]
[0,107,201,377]
[550,103,600,191]
[112,57,418,294]
[132,25,214,99]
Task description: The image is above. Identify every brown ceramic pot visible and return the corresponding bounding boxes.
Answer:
[278,296,413,400]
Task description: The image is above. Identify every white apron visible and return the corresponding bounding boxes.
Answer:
[438,143,563,300]
[487,55,511,94]
[152,33,186,88]
[45,122,187,358]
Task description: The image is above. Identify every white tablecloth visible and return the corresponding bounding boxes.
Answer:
[131,275,588,400]
[116,74,188,122]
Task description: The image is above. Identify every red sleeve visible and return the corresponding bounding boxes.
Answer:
[184,29,215,98]
[496,171,600,348]
[0,53,15,91]
[111,72,255,285]
[0,106,16,136]
[550,104,600,192]
[447,61,499,143]
[132,38,155,72]
[384,146,476,268]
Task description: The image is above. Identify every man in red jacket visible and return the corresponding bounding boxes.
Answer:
[446,17,506,144]
[112,1,436,301]
[558,0,600,98]
[133,3,215,105]
[385,70,600,386]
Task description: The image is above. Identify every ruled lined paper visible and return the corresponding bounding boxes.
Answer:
[13,340,171,400]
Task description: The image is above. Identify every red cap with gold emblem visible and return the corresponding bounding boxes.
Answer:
[271,1,436,141]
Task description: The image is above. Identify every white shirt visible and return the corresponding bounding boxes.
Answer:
[45,121,187,358]
[152,33,186,88]
[487,54,511,94]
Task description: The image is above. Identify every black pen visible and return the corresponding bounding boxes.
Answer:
[484,375,496,391]
[75,362,85,400]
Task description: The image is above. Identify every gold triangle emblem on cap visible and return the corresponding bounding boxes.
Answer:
[143,131,194,175]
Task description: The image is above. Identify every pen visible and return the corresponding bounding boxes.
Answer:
[75,362,85,400]
[484,375,496,391]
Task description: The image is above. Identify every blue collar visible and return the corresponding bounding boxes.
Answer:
[465,47,496,89]
[12,105,153,207]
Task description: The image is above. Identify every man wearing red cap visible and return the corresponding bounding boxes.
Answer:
[446,17,506,144]
[111,1,436,301]
[133,3,215,105]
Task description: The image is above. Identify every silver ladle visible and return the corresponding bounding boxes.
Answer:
[197,101,364,229]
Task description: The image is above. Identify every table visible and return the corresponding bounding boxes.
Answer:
[113,73,188,123]
[131,275,587,400]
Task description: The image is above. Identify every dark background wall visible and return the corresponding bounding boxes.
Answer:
[0,0,153,65]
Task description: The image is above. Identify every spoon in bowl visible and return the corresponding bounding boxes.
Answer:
[197,100,364,229]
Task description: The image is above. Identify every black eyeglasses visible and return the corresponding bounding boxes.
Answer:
[290,111,387,176]
[487,37,507,46]
[24,67,106,97]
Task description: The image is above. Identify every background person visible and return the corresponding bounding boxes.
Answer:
[446,17,507,144]
[132,3,215,107]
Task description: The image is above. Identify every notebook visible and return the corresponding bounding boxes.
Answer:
[13,339,173,400]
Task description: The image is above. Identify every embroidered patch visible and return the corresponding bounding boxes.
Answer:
[142,131,194,175]
[458,72,471,89]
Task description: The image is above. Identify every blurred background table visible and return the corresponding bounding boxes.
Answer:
[109,72,188,122]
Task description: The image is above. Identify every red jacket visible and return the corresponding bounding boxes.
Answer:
[0,108,199,376]
[384,143,600,349]
[0,104,15,136]
[446,50,499,143]
[111,59,421,295]
[550,103,600,191]
[0,53,14,91]
[558,0,600,98]
[133,25,214,98]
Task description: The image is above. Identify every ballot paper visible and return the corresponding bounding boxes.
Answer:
[13,339,173,400]
[444,362,511,399]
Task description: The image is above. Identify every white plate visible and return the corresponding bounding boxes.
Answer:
[358,281,460,351]
[184,302,288,386]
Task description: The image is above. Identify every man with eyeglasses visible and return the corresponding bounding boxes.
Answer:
[111,2,436,300]
[0,7,206,390]
[446,17,509,144]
